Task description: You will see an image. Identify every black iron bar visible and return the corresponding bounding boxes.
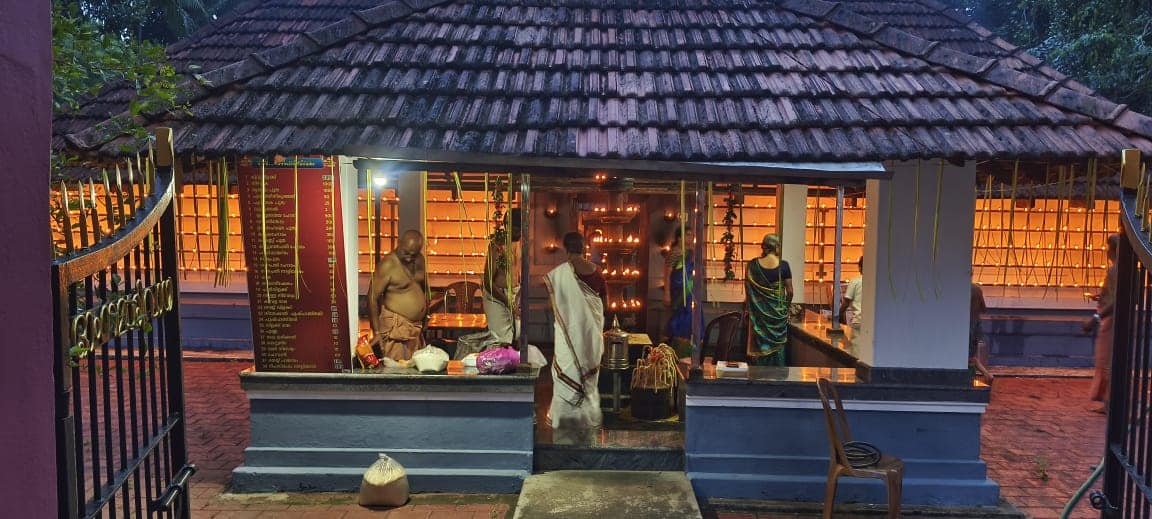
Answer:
[159,169,191,518]
[82,272,102,506]
[78,416,183,519]
[109,257,132,519]
[150,464,196,514]
[1132,262,1148,519]
[149,222,175,512]
[131,216,158,511]
[141,218,166,511]
[1137,266,1151,518]
[124,255,144,517]
[69,280,87,514]
[96,264,116,518]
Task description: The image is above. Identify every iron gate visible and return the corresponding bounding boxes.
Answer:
[1103,152,1152,517]
[52,129,194,518]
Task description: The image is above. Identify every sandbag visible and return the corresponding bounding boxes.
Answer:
[358,454,409,507]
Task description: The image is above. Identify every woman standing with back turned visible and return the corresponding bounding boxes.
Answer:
[745,234,794,366]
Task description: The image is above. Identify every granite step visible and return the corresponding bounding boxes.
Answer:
[513,470,702,519]
[533,444,684,471]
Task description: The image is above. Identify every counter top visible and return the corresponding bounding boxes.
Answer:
[687,364,988,402]
[240,366,540,393]
[789,311,854,352]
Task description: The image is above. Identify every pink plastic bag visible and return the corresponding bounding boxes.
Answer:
[477,345,520,374]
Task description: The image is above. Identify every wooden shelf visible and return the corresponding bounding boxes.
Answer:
[592,244,639,254]
[583,213,638,225]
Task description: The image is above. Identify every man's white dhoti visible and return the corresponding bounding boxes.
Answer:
[545,262,604,439]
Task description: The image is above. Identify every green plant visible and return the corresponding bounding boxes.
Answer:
[1033,455,1051,482]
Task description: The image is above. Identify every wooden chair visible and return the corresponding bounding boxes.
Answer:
[703,312,743,362]
[439,280,483,314]
[816,378,904,519]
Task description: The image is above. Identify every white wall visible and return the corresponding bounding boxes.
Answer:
[776,184,808,304]
[860,161,976,369]
[397,171,425,237]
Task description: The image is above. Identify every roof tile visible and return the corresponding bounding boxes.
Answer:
[60,0,1152,161]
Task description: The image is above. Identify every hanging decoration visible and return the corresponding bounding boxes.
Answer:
[1000,160,1020,290]
[931,159,944,297]
[293,156,300,299]
[489,175,507,246]
[912,159,924,300]
[214,157,233,288]
[721,184,739,281]
[886,170,897,298]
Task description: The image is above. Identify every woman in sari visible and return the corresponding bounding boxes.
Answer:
[545,232,608,441]
[745,234,793,365]
[662,227,695,358]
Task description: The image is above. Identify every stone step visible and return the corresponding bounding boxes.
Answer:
[533,444,684,471]
[513,470,701,519]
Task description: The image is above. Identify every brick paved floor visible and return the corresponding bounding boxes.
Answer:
[183,360,1106,518]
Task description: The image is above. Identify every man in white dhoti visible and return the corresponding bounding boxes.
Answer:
[545,232,608,441]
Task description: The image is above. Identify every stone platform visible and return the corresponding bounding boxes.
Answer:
[513,471,702,519]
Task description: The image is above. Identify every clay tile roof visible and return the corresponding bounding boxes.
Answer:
[60,0,1152,162]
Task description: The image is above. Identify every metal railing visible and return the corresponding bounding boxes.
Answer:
[1102,150,1152,517]
[52,129,193,518]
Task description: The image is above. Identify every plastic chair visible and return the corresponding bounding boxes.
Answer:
[703,312,743,361]
[816,378,904,519]
[439,280,483,314]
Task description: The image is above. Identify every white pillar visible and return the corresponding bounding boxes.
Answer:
[397,171,425,236]
[338,157,361,360]
[776,184,807,303]
[860,161,976,369]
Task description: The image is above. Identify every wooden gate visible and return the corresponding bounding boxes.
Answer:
[52,129,194,518]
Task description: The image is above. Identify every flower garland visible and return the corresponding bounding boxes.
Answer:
[488,175,509,271]
[721,184,740,281]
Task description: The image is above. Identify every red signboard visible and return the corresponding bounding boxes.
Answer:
[237,156,350,372]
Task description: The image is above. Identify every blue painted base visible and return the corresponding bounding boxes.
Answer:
[232,372,536,494]
[685,402,999,507]
[179,294,253,350]
[982,315,1094,367]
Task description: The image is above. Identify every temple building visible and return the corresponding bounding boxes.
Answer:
[55,0,1152,508]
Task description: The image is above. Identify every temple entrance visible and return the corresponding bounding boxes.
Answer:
[49,130,194,517]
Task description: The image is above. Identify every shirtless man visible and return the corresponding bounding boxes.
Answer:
[367,230,428,361]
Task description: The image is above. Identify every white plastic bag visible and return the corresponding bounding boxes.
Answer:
[358,453,409,507]
[523,344,548,368]
[412,345,449,372]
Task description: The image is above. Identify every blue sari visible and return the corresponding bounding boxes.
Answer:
[667,252,694,341]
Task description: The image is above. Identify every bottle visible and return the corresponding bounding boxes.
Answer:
[356,333,381,369]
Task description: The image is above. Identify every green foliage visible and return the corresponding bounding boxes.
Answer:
[59,0,240,44]
[53,4,179,118]
[941,0,1152,114]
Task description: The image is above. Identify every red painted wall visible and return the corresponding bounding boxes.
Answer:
[0,1,56,515]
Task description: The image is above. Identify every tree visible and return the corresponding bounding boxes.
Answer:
[52,3,184,177]
[52,5,178,117]
[942,0,1152,115]
[56,0,241,44]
